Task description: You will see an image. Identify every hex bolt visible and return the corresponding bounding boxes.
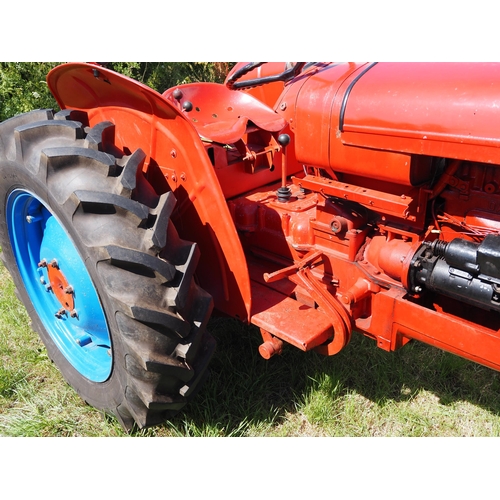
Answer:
[55,308,66,318]
[26,213,42,224]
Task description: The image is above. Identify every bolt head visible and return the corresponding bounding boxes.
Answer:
[55,308,66,318]
[278,134,291,147]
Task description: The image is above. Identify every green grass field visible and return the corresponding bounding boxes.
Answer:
[2,258,500,437]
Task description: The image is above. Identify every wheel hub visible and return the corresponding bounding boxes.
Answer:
[39,258,75,314]
[6,189,112,382]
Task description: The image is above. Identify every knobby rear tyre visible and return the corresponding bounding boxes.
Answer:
[0,109,215,430]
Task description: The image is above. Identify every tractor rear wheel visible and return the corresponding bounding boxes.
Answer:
[0,109,215,430]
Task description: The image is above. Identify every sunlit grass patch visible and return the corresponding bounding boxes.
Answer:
[2,258,500,436]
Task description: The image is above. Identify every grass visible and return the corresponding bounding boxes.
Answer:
[2,260,500,437]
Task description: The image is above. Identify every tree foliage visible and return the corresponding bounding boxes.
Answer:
[106,62,233,91]
[0,63,60,121]
[0,62,234,122]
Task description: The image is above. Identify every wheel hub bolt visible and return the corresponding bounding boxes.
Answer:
[55,308,66,318]
[26,214,42,224]
[76,335,91,347]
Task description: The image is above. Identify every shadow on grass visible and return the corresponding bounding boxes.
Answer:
[147,316,500,436]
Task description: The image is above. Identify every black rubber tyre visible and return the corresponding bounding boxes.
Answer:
[0,109,215,430]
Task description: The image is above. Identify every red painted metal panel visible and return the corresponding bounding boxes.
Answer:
[341,62,500,163]
[291,63,421,185]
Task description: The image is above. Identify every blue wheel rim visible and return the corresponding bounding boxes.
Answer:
[6,189,112,382]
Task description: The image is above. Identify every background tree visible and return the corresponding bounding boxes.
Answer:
[0,62,234,122]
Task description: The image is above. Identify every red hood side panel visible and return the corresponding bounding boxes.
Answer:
[341,62,500,163]
[292,63,417,185]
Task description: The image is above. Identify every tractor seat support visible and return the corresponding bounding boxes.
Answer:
[163,82,286,144]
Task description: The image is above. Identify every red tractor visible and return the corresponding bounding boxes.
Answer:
[1,61,500,430]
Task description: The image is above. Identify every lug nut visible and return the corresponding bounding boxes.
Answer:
[26,214,42,224]
[55,308,66,318]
